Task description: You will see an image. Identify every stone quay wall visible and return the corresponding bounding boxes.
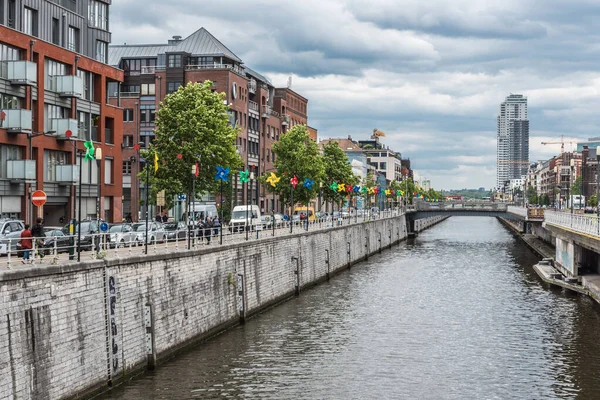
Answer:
[1,215,408,399]
[414,215,450,232]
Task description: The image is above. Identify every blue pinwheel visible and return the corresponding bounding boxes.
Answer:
[215,166,230,182]
[353,185,361,193]
[303,178,314,190]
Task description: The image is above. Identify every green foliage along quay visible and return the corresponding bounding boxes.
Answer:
[140,81,243,210]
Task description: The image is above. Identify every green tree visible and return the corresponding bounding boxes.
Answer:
[321,141,357,208]
[589,194,598,207]
[572,176,582,195]
[271,125,325,209]
[141,81,243,211]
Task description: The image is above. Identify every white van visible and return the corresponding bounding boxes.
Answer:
[229,205,262,232]
[181,203,218,222]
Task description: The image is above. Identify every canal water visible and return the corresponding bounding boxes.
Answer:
[100,217,600,400]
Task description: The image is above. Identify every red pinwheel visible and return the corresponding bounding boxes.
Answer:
[290,175,299,188]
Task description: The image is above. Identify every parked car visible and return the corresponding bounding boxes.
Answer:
[134,222,166,244]
[68,220,102,251]
[163,221,187,241]
[39,227,72,254]
[229,205,262,232]
[260,215,273,229]
[0,219,25,255]
[0,230,23,256]
[108,223,137,248]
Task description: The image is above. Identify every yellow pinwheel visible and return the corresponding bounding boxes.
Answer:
[368,187,375,195]
[385,189,391,196]
[266,172,281,187]
[337,183,346,193]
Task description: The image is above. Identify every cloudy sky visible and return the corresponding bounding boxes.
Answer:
[111,0,600,190]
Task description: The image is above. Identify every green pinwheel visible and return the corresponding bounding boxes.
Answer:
[239,170,249,183]
[84,141,95,162]
[329,181,338,191]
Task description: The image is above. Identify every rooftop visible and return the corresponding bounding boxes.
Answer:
[320,138,362,152]
[109,27,243,66]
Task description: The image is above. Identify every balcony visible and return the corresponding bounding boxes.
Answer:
[3,61,37,86]
[6,160,36,181]
[52,75,84,98]
[185,63,245,76]
[55,165,79,185]
[249,100,259,112]
[261,105,272,119]
[141,66,164,74]
[248,79,257,94]
[50,118,79,139]
[282,114,290,126]
[0,109,33,132]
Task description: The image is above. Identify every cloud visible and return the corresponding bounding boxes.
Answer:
[109,0,600,189]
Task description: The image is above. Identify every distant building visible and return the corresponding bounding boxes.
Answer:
[577,138,600,153]
[497,94,529,189]
[358,130,404,183]
[319,137,369,179]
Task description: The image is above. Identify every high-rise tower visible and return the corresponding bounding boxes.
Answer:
[497,94,529,189]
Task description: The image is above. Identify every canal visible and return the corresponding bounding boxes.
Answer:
[100,217,600,399]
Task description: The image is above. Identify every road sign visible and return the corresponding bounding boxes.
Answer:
[31,190,47,207]
[100,222,109,232]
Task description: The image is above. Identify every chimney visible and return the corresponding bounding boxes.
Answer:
[348,135,352,140]
[168,35,183,45]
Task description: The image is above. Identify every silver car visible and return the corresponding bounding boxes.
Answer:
[0,219,25,255]
[109,224,137,248]
[133,221,166,244]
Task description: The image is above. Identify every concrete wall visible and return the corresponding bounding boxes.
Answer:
[0,215,408,399]
[414,216,449,232]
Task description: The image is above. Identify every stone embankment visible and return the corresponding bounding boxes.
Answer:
[1,214,430,399]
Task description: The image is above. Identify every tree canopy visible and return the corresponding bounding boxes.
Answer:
[141,81,242,209]
[269,125,325,207]
[322,141,358,207]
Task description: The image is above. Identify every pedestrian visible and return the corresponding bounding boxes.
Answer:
[212,216,221,236]
[20,224,33,264]
[155,214,162,223]
[205,217,213,244]
[162,213,169,223]
[126,213,133,223]
[31,218,45,261]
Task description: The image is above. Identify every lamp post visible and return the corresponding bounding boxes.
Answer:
[596,147,600,235]
[570,158,575,219]
[95,147,102,254]
[554,166,559,209]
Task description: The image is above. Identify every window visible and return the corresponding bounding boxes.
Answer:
[7,0,15,28]
[0,0,4,26]
[123,135,133,148]
[167,54,182,68]
[77,69,93,100]
[88,0,108,30]
[45,59,67,91]
[91,114,100,141]
[77,156,98,184]
[44,150,69,182]
[0,144,21,179]
[22,7,38,36]
[141,83,155,95]
[68,26,80,52]
[52,18,60,45]
[167,82,181,94]
[104,158,113,184]
[149,109,156,122]
[78,111,90,139]
[44,104,67,132]
[0,94,20,109]
[123,108,134,122]
[122,161,132,175]
[95,40,108,63]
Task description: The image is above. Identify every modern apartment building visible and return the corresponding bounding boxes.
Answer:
[108,28,310,219]
[497,94,529,189]
[0,0,123,225]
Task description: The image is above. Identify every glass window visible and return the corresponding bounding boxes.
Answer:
[122,161,132,175]
[78,111,90,139]
[68,26,80,52]
[0,94,20,109]
[88,0,108,30]
[7,0,15,28]
[167,82,181,94]
[44,150,69,182]
[123,108,134,122]
[45,59,67,91]
[52,18,60,45]
[23,7,37,37]
[167,54,181,68]
[44,103,67,132]
[0,144,22,179]
[141,83,155,95]
[104,158,113,184]
[77,155,98,184]
[77,69,93,100]
[95,40,107,63]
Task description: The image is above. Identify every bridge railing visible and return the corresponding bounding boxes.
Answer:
[544,210,600,237]
[416,202,507,211]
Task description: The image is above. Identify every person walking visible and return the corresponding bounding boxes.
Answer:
[31,218,45,261]
[205,217,213,244]
[20,224,33,264]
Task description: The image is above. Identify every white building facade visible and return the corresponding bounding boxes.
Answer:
[497,94,529,189]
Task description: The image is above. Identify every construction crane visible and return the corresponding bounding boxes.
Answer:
[541,135,579,154]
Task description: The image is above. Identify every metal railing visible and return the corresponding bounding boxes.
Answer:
[1,207,406,268]
[249,100,259,112]
[185,63,245,76]
[544,210,600,237]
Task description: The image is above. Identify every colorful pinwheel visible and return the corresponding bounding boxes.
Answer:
[337,184,346,193]
[290,175,299,188]
[303,178,314,190]
[353,185,361,193]
[215,166,230,182]
[345,184,353,193]
[385,189,391,196]
[361,186,368,194]
[84,141,95,162]
[330,181,339,191]
[239,170,249,183]
[266,172,280,187]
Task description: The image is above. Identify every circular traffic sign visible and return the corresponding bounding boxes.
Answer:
[100,222,109,232]
[65,129,72,138]
[31,190,47,207]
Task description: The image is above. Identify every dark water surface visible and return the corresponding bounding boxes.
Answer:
[100,217,600,399]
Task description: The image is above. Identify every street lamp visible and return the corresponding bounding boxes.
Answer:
[95,147,102,254]
[570,158,575,217]
[554,166,559,209]
[596,147,600,235]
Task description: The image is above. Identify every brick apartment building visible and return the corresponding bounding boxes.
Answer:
[108,28,312,220]
[0,0,123,226]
